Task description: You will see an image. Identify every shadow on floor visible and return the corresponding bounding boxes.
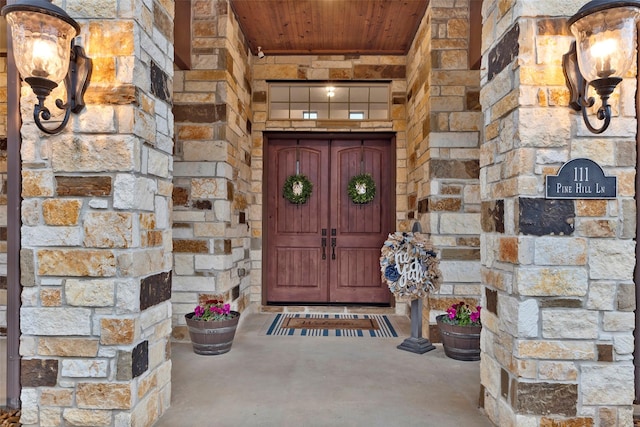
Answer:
[155,312,492,427]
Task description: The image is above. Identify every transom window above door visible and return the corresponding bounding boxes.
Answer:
[268,83,390,121]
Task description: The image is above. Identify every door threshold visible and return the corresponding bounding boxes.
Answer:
[259,304,405,316]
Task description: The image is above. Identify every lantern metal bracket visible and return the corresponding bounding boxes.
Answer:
[30,41,92,135]
[562,41,621,134]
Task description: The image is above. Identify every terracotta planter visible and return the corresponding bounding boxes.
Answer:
[185,311,240,355]
[436,314,481,361]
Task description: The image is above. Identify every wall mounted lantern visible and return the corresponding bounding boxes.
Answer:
[1,0,92,134]
[563,0,640,134]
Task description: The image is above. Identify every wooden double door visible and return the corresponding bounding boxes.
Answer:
[265,134,395,304]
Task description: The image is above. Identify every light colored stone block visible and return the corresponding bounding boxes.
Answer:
[430,132,479,148]
[113,175,157,211]
[439,261,481,283]
[516,340,595,360]
[76,383,133,410]
[538,361,578,381]
[22,308,92,336]
[602,312,635,332]
[172,275,216,292]
[84,212,134,248]
[52,136,140,173]
[542,309,598,339]
[516,267,588,296]
[586,282,616,310]
[61,359,109,378]
[589,240,635,280]
[65,279,115,307]
[63,409,112,427]
[191,178,227,199]
[439,213,481,234]
[534,237,587,265]
[499,296,538,338]
[615,334,634,355]
[148,149,170,178]
[38,249,117,277]
[480,352,501,397]
[22,226,82,247]
[582,363,634,405]
[519,108,571,148]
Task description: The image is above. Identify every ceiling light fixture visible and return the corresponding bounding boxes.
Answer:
[2,0,93,134]
[257,46,265,59]
[563,0,640,134]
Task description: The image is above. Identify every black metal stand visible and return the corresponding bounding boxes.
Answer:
[397,298,435,354]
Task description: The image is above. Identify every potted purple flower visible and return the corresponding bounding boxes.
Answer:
[436,301,481,361]
[185,299,240,355]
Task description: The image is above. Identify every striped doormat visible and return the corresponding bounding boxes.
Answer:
[265,313,398,337]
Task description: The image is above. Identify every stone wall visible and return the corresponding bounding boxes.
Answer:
[405,0,482,338]
[250,54,410,310]
[17,1,174,425]
[171,0,253,341]
[480,0,637,425]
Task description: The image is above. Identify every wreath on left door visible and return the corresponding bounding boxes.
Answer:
[282,174,313,204]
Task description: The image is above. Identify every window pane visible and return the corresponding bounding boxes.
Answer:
[290,102,310,119]
[310,102,329,119]
[350,87,369,102]
[329,103,349,119]
[370,86,388,103]
[270,86,289,102]
[290,86,309,102]
[310,87,329,102]
[270,102,290,119]
[349,112,365,120]
[331,87,348,102]
[369,103,389,119]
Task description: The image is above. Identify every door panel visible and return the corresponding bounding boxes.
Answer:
[329,139,393,303]
[266,135,394,304]
[266,139,329,302]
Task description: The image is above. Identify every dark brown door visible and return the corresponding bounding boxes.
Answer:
[265,134,394,304]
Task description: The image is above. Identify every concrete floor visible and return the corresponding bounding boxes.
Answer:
[155,311,493,427]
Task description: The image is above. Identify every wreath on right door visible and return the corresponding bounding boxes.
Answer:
[347,173,376,204]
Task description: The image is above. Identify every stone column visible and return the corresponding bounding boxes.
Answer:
[172,0,253,340]
[405,0,482,337]
[480,1,636,425]
[18,1,174,425]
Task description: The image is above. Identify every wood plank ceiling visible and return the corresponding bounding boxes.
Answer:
[229,0,429,56]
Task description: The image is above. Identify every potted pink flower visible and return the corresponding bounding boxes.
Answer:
[185,299,240,355]
[436,301,482,361]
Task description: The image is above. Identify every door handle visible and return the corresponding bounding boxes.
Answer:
[330,229,336,260]
[321,229,327,260]
[331,238,336,260]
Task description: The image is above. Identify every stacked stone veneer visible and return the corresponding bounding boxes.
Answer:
[405,0,482,338]
[171,0,253,341]
[480,0,637,425]
[17,1,174,425]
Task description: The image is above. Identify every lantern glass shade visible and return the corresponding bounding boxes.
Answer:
[5,10,77,84]
[570,6,640,82]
